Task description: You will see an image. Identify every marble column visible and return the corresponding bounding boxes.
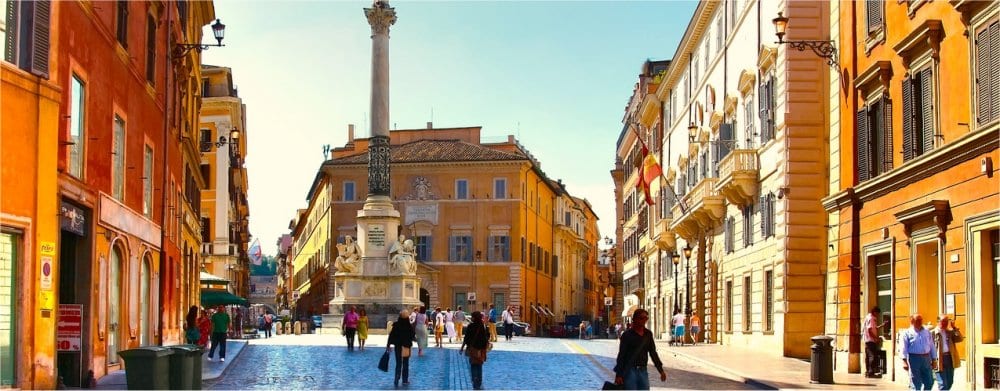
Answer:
[364,1,396,205]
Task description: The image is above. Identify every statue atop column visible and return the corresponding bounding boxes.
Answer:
[389,234,417,275]
[334,236,362,274]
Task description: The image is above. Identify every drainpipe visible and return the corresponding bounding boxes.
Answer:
[848,0,865,377]
[158,2,174,345]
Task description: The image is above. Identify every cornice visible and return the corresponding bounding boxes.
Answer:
[821,187,856,212]
[892,19,944,68]
[854,61,893,91]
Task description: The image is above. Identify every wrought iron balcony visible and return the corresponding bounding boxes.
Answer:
[716,149,759,207]
[669,177,726,240]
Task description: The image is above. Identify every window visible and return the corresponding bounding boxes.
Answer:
[743,275,752,332]
[200,164,210,187]
[743,96,755,147]
[716,16,724,53]
[449,235,472,262]
[414,236,431,262]
[201,217,210,242]
[112,115,126,201]
[761,193,776,239]
[529,243,536,267]
[3,0,51,78]
[764,270,774,332]
[725,280,733,331]
[742,204,754,247]
[974,20,999,128]
[108,246,123,363]
[69,75,86,178]
[758,76,776,143]
[199,129,211,152]
[725,217,735,253]
[488,235,510,262]
[139,257,150,345]
[902,67,935,161]
[856,93,893,182]
[143,145,153,217]
[865,0,883,35]
[115,1,128,48]
[454,292,468,310]
[0,231,19,385]
[145,14,155,84]
[520,237,526,263]
[343,182,355,201]
[872,253,892,339]
[492,293,506,314]
[494,178,506,199]
[544,250,550,274]
[987,230,999,343]
[456,179,468,200]
[552,255,558,277]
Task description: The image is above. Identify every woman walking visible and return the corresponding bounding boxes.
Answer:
[445,307,457,344]
[460,311,490,390]
[184,306,200,344]
[387,310,415,388]
[357,308,370,351]
[434,307,445,348]
[197,309,212,348]
[412,306,429,356]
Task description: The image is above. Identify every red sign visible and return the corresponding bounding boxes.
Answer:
[57,304,83,351]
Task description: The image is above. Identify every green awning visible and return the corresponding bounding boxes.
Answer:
[201,289,249,307]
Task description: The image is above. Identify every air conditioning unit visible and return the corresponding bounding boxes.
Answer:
[467,292,477,302]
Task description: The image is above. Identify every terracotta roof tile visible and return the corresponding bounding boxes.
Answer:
[328,139,526,165]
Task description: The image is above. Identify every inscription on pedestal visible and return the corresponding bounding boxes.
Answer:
[368,224,386,250]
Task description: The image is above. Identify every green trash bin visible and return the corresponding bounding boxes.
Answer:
[167,345,205,390]
[118,346,174,390]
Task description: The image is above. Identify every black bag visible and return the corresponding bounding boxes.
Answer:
[601,381,624,390]
[378,351,390,372]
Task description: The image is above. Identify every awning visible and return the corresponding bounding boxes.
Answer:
[622,294,640,317]
[201,289,249,307]
[200,272,229,284]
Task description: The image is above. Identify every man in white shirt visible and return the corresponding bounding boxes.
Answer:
[501,306,515,341]
[671,310,686,346]
[863,306,886,377]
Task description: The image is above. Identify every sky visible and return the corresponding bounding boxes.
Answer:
[200,0,697,256]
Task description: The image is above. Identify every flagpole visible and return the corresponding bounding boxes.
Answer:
[628,122,690,215]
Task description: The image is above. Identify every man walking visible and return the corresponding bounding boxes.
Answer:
[454,306,466,340]
[263,313,273,338]
[487,304,498,342]
[670,310,686,346]
[901,313,936,390]
[501,305,515,341]
[343,306,360,351]
[613,309,666,390]
[932,314,964,390]
[863,306,886,378]
[207,306,231,362]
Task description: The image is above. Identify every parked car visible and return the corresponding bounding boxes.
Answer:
[496,321,531,336]
[549,324,567,338]
[312,315,323,328]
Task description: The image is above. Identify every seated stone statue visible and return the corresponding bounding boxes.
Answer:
[389,235,417,275]
[334,235,362,274]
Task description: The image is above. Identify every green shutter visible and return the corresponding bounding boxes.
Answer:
[4,1,18,63]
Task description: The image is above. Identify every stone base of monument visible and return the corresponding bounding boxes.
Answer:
[324,272,422,331]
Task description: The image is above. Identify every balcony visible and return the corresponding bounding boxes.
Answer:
[716,149,759,206]
[651,218,676,251]
[669,177,726,240]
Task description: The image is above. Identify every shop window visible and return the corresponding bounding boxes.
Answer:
[0,231,19,385]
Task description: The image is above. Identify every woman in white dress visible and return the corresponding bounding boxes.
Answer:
[445,307,457,343]
[412,306,429,356]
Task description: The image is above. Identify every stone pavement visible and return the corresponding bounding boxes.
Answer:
[95,340,248,389]
[656,342,907,390]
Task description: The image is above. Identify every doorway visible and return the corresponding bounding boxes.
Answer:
[57,206,92,388]
[419,288,430,309]
[0,230,20,387]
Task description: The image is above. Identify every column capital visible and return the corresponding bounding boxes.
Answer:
[365,4,397,36]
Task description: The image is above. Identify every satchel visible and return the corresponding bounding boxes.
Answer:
[602,381,624,390]
[467,347,487,365]
[378,351,390,372]
[401,347,411,358]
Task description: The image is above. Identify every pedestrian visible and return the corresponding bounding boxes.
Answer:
[434,307,445,347]
[901,313,936,390]
[487,304,499,342]
[579,321,586,339]
[454,306,466,340]
[932,314,964,390]
[460,311,490,390]
[615,322,622,339]
[501,305,515,341]
[387,309,415,388]
[263,313,273,338]
[445,307,457,343]
[671,310,686,346]
[689,311,701,345]
[257,314,266,337]
[613,309,666,390]
[184,306,200,344]
[343,306,360,352]
[587,322,593,339]
[208,305,231,362]
[358,308,370,351]
[412,306,429,356]
[197,309,212,348]
[863,306,887,378]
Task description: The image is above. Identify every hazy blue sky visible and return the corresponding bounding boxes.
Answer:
[200,0,697,255]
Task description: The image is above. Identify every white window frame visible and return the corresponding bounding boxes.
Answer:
[69,74,86,179]
[112,115,126,201]
[493,178,507,199]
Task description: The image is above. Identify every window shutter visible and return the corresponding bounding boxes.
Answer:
[866,0,882,34]
[976,25,993,126]
[759,80,768,144]
[759,196,767,238]
[426,236,433,261]
[881,95,894,173]
[29,0,50,79]
[902,77,915,161]
[4,0,19,63]
[918,68,934,154]
[503,237,510,262]
[448,236,456,262]
[989,21,1000,124]
[856,108,870,182]
[768,76,777,139]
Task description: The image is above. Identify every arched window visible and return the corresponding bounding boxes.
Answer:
[108,244,124,363]
[140,254,151,346]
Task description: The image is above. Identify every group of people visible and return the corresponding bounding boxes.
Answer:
[381,306,491,389]
[668,310,701,346]
[184,305,233,362]
[864,307,964,390]
[340,306,371,351]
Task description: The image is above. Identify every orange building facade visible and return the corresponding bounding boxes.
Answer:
[823,1,999,388]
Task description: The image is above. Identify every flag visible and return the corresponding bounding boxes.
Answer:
[636,144,656,205]
[249,239,263,265]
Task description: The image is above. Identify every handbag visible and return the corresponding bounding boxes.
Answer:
[378,351,390,372]
[401,347,411,358]
[467,346,487,364]
[601,381,625,390]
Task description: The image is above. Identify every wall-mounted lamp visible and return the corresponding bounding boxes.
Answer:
[687,124,698,143]
[173,19,227,58]
[215,129,240,147]
[773,12,838,67]
[604,236,613,246]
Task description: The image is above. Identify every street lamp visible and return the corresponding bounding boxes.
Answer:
[687,123,698,143]
[173,19,227,58]
[684,246,692,315]
[215,129,240,147]
[772,12,838,67]
[671,251,680,313]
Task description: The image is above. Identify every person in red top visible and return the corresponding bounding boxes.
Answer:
[343,306,360,352]
[197,309,212,348]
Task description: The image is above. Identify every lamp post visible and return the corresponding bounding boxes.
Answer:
[683,245,692,315]
[173,19,227,58]
[474,250,481,310]
[671,251,680,313]
[771,12,838,67]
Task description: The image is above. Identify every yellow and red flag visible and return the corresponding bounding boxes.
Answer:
[635,144,661,206]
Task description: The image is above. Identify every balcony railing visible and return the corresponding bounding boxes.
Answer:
[716,149,759,206]
[669,177,725,240]
[651,218,676,251]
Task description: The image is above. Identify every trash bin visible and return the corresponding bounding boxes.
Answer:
[118,346,174,390]
[167,344,205,390]
[810,335,835,384]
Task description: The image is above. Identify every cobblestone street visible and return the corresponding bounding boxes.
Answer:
[204,333,757,390]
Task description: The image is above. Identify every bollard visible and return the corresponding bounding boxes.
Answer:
[294,321,301,335]
[810,335,835,384]
[276,322,283,335]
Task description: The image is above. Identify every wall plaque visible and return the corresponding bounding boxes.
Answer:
[368,224,386,249]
